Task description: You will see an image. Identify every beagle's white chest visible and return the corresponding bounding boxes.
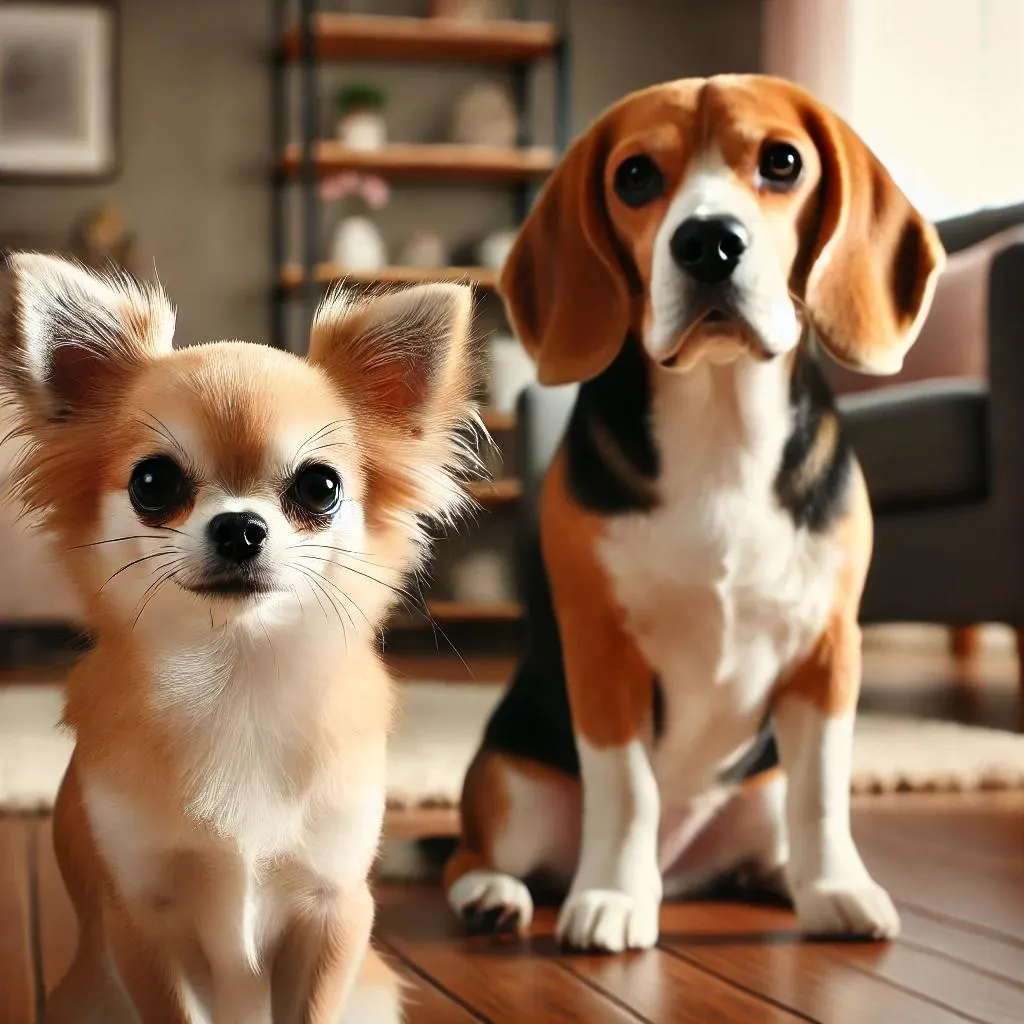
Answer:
[597,361,841,796]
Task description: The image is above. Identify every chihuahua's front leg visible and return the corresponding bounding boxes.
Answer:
[773,612,899,939]
[300,882,376,1023]
[543,457,661,953]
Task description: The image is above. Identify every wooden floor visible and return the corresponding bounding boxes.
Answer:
[2,793,1023,1023]
[3,636,1024,1023]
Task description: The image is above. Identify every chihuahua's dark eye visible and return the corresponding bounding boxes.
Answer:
[290,464,343,516]
[613,155,664,207]
[129,457,189,517]
[759,141,803,188]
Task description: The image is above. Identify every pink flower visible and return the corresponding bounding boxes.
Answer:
[360,175,390,210]
[319,171,361,203]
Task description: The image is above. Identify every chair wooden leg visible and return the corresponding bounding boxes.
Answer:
[1016,629,1024,693]
[949,625,981,662]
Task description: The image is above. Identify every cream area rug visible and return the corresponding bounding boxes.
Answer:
[3,682,1024,813]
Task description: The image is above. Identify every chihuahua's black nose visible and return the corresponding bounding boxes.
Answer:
[670,216,749,283]
[208,512,268,563]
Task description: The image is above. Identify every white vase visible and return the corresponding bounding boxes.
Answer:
[478,230,517,272]
[449,83,518,148]
[398,230,448,269]
[330,216,387,273]
[488,334,535,414]
[450,551,513,604]
[337,111,386,151]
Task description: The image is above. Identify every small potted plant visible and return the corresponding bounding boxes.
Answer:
[335,83,388,151]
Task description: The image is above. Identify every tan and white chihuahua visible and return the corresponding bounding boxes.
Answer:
[0,253,480,1024]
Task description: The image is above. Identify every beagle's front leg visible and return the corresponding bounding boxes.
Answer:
[772,612,899,939]
[543,455,662,953]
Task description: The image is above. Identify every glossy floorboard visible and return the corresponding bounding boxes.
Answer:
[2,790,1023,1024]
[2,638,1023,1023]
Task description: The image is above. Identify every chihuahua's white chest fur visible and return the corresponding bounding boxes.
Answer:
[83,614,386,982]
[599,360,840,799]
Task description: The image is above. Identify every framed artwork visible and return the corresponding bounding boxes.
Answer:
[0,1,119,181]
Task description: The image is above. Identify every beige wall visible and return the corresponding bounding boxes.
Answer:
[0,0,760,619]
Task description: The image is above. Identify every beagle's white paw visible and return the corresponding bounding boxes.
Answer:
[556,889,660,952]
[793,877,900,939]
[448,870,534,935]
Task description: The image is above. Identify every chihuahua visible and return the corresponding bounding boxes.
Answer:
[0,253,480,1023]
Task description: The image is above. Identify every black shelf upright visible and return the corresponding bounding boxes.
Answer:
[268,0,572,352]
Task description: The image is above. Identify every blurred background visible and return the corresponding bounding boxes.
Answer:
[1,0,1023,692]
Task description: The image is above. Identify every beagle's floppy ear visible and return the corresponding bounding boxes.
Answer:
[802,107,945,375]
[499,124,630,386]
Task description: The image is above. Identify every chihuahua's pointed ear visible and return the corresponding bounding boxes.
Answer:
[309,282,476,425]
[499,122,630,386]
[1,252,175,419]
[308,283,481,521]
[801,107,945,375]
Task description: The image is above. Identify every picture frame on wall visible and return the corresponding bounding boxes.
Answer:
[0,1,119,181]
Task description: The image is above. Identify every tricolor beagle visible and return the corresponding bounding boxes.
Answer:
[443,75,945,952]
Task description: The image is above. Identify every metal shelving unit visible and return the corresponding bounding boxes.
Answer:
[267,2,571,643]
[269,0,572,352]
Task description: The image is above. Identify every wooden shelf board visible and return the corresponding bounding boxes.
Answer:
[282,14,559,63]
[281,142,554,183]
[466,478,521,504]
[280,263,498,291]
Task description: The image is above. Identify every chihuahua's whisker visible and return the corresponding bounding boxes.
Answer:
[287,543,398,573]
[288,583,309,625]
[294,566,349,650]
[139,413,191,463]
[65,534,175,551]
[131,563,186,631]
[293,564,343,626]
[295,441,348,459]
[293,418,354,462]
[98,549,180,594]
[144,551,185,577]
[297,564,366,635]
[131,556,187,612]
[293,553,413,610]
[255,610,280,687]
[299,574,329,623]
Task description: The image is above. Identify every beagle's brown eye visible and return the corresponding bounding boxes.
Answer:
[759,141,803,188]
[613,155,664,207]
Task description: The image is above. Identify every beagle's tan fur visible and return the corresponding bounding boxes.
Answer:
[443,75,944,952]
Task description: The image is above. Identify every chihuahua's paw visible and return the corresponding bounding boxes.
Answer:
[556,889,659,953]
[793,877,900,939]
[448,870,534,935]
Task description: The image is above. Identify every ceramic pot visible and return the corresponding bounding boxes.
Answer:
[488,334,535,413]
[450,551,514,604]
[337,110,386,151]
[478,229,516,272]
[330,216,387,272]
[450,83,518,148]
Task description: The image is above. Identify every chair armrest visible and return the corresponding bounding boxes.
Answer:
[986,241,1024,494]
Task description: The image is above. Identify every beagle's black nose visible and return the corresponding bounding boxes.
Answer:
[208,512,268,564]
[670,216,749,283]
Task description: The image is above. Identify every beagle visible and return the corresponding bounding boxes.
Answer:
[443,75,944,952]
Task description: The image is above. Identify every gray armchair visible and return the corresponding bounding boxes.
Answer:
[513,203,1024,683]
[834,204,1024,672]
